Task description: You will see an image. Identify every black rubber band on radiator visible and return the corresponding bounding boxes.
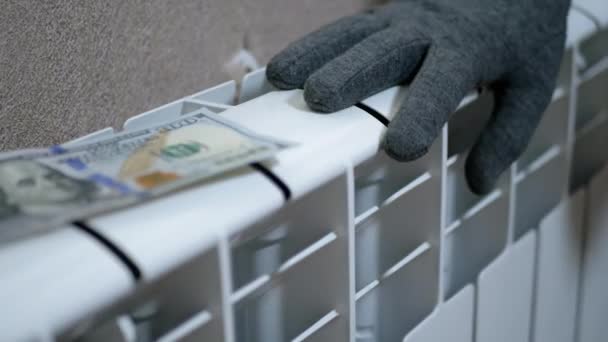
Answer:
[250,103,386,202]
[356,103,390,127]
[250,162,292,202]
[74,221,142,282]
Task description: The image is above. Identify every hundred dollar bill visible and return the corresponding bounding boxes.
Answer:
[0,109,290,243]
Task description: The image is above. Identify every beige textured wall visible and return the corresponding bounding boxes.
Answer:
[0,0,382,151]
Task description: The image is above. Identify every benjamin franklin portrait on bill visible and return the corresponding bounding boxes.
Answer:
[0,160,99,219]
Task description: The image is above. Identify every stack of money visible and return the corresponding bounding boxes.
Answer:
[0,109,290,243]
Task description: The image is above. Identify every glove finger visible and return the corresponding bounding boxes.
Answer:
[266,13,387,90]
[465,81,554,195]
[303,27,430,112]
[466,31,566,195]
[383,48,477,161]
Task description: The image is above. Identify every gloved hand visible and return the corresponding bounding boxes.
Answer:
[266,0,571,195]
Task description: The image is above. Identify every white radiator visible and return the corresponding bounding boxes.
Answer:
[1,2,607,341]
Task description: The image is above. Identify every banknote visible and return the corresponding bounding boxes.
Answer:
[0,109,290,243]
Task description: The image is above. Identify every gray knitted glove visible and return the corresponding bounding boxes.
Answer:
[267,0,570,195]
